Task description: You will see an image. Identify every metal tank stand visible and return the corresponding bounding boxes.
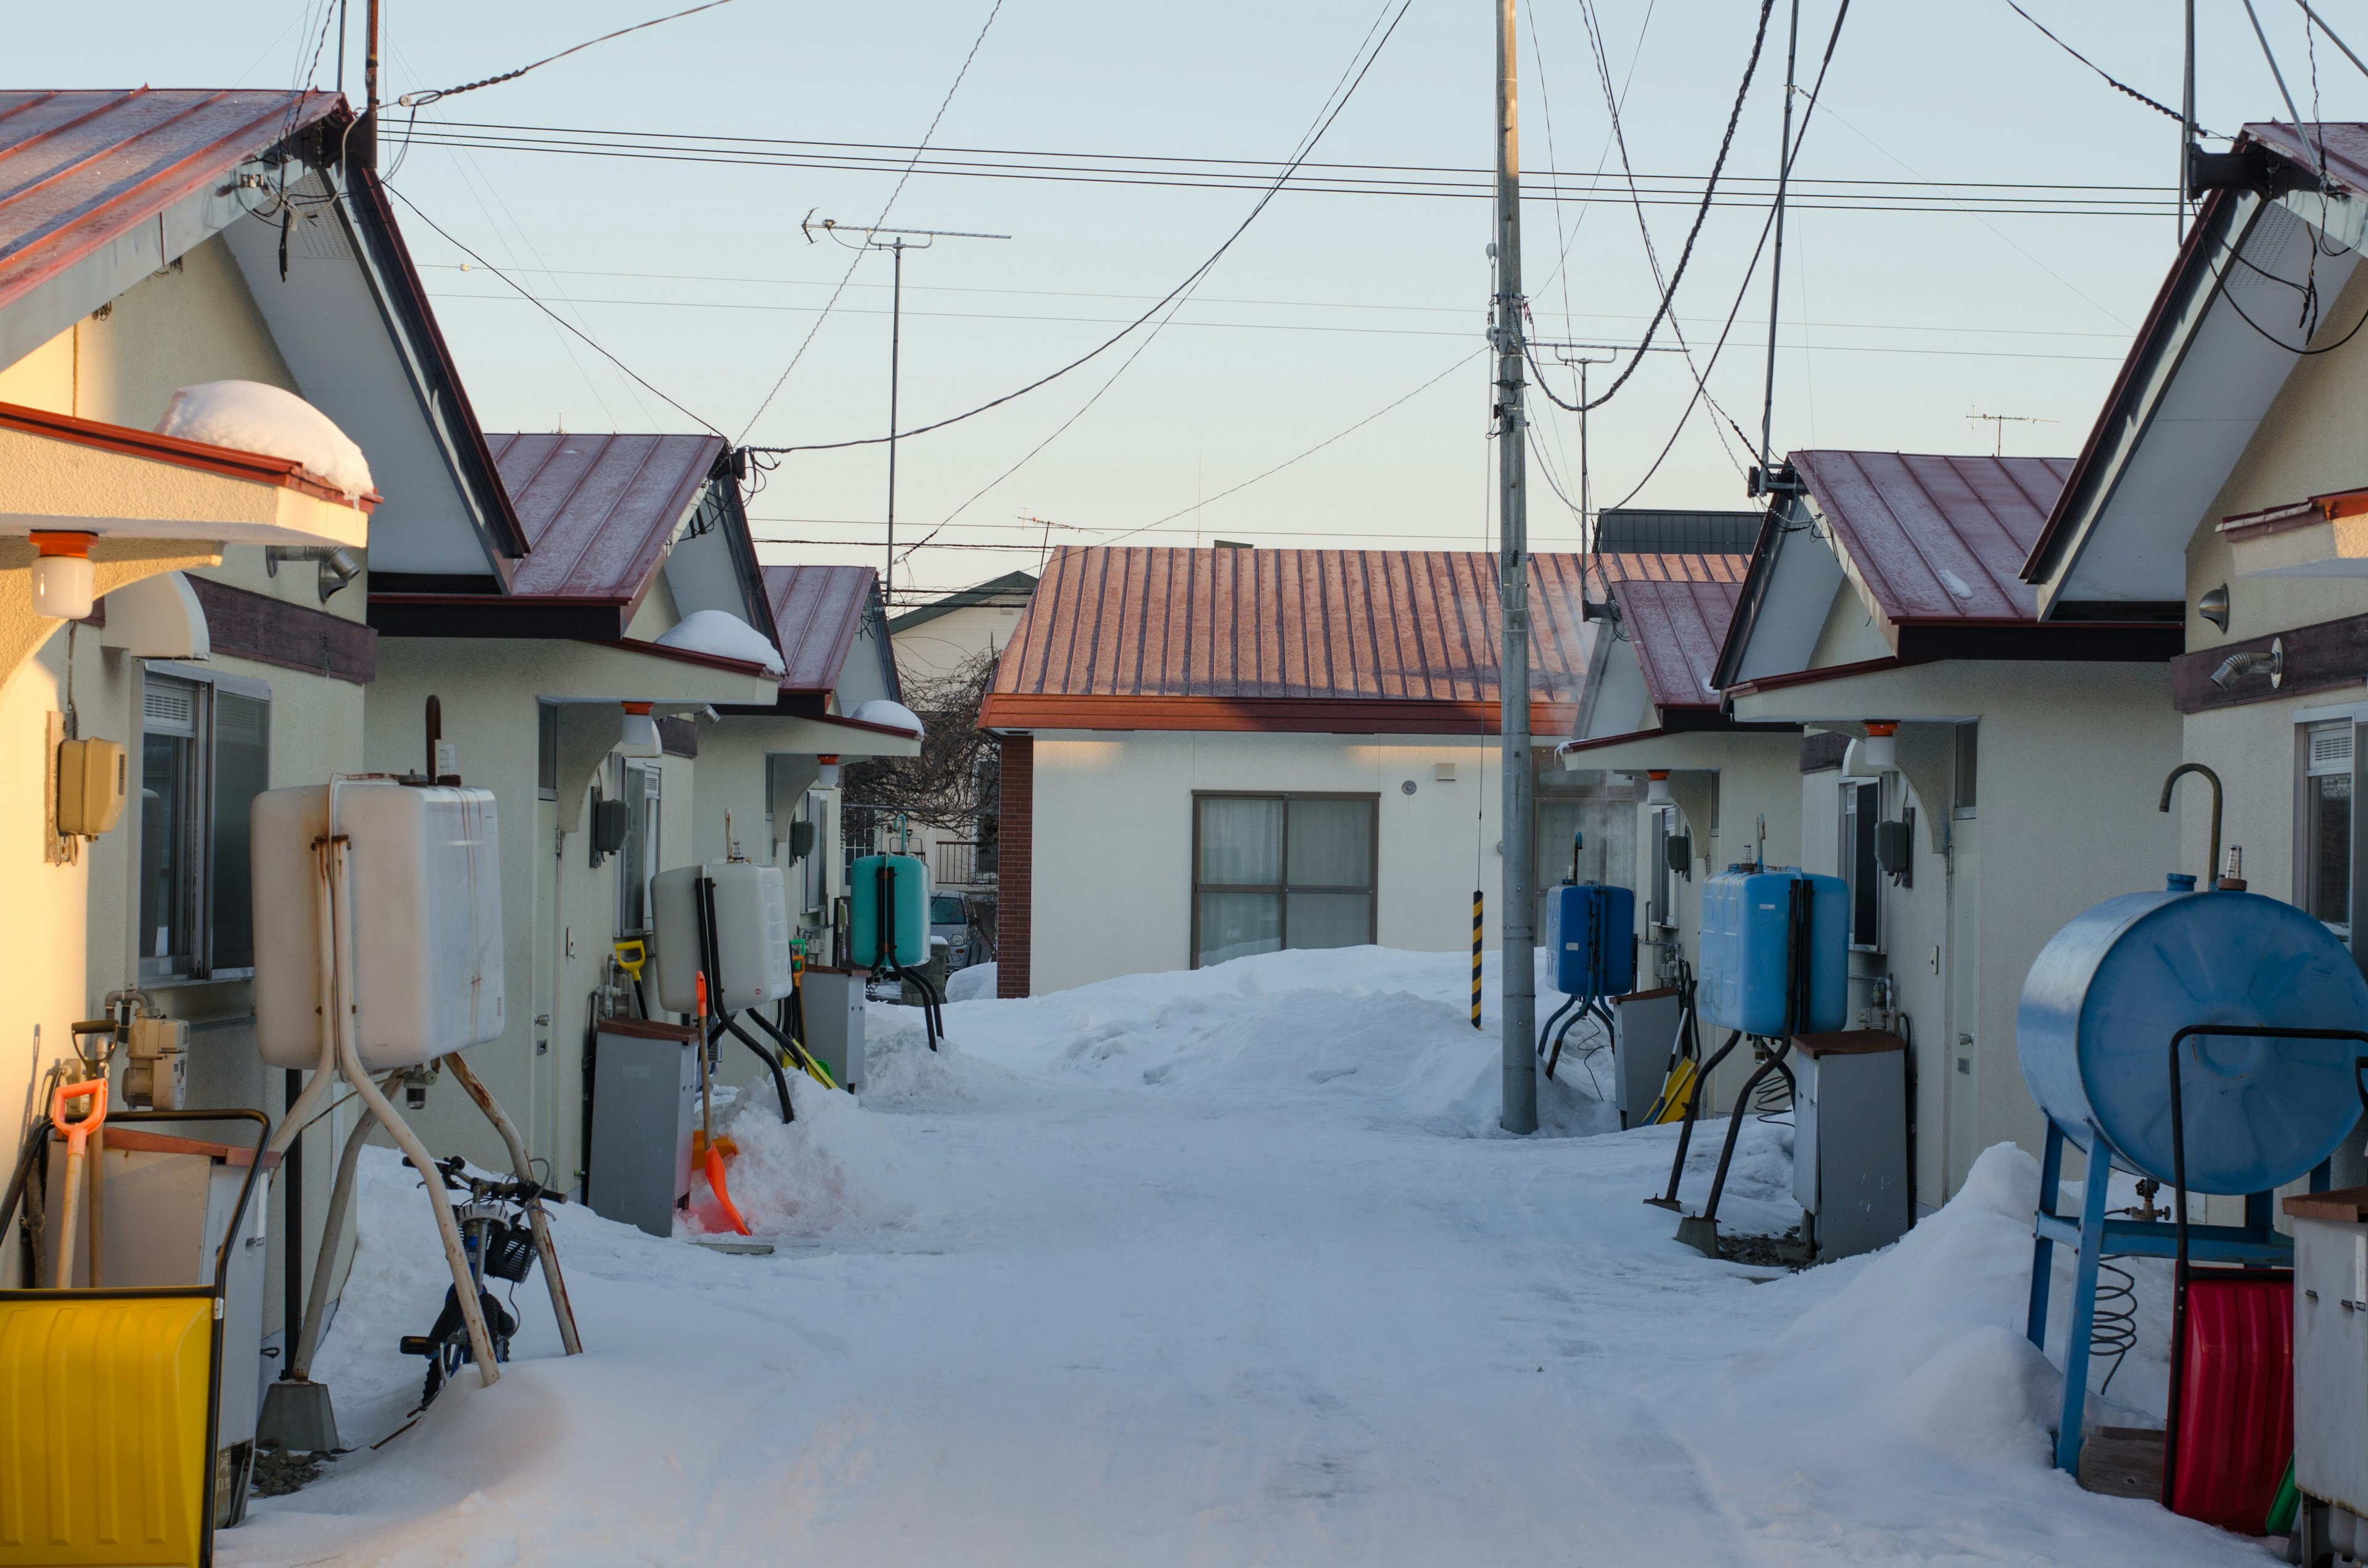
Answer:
[2025,1115,2323,1477]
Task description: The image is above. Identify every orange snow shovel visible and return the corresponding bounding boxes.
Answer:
[50,1077,107,1287]
[693,971,751,1236]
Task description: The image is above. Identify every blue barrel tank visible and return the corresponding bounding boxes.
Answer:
[850,853,929,967]
[1696,867,1849,1036]
[1545,883,1637,997]
[2016,887,2368,1194]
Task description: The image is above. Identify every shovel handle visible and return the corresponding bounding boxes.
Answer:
[51,1078,106,1154]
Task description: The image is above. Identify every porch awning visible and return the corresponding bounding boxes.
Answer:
[0,400,375,550]
[721,710,923,760]
[2218,487,2368,579]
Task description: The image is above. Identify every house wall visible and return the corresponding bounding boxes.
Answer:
[894,601,1022,682]
[1025,729,1516,995]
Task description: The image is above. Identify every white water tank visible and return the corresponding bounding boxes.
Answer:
[651,861,794,1016]
[252,781,505,1070]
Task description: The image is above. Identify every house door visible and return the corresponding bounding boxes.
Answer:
[1945,815,1980,1197]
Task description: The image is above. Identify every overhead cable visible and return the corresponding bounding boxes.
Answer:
[395,0,741,107]
[2293,0,2368,83]
[743,0,1414,459]
[1526,0,1779,416]
[2000,0,2217,133]
[738,0,1008,443]
[383,183,722,435]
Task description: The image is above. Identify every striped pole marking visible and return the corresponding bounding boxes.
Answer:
[1470,889,1484,1030]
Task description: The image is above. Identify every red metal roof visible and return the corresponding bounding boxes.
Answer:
[0,89,340,314]
[1791,450,2073,624]
[491,432,721,604]
[2246,122,2368,197]
[982,546,1597,734]
[763,564,876,694]
[1600,553,1748,710]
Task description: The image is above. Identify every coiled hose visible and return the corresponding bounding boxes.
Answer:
[2090,1259,2138,1393]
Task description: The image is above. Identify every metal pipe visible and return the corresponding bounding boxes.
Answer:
[328,834,501,1385]
[290,1085,388,1381]
[442,1052,582,1357]
[2158,762,2223,889]
[1758,0,1803,474]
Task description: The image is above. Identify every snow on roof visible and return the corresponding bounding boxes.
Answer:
[655,608,783,675]
[849,698,923,737]
[154,380,372,499]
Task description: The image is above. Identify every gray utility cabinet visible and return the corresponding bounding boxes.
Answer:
[802,967,866,1091]
[43,1126,269,1522]
[588,1018,702,1238]
[1611,988,1682,1127]
[2288,1186,2368,1540]
[1791,1031,1910,1261]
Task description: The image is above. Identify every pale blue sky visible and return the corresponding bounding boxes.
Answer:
[16,2,2365,596]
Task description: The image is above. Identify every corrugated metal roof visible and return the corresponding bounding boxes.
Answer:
[2247,122,2368,196]
[989,546,1595,713]
[763,564,876,694]
[1791,450,2073,623]
[0,89,339,314]
[1601,554,1748,710]
[490,432,720,602]
[1595,507,1762,555]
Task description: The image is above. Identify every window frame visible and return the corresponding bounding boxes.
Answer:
[137,662,272,984]
[2301,718,2360,948]
[1188,790,1379,969]
[1647,803,1680,931]
[1839,773,1884,953]
[615,756,665,937]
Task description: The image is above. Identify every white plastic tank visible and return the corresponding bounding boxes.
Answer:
[651,861,794,1015]
[252,781,505,1070]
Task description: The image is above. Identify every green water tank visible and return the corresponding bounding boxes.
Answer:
[849,853,929,968]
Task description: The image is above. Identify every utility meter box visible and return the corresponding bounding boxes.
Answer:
[849,854,928,968]
[1545,883,1637,997]
[801,967,866,1090]
[1611,987,1682,1127]
[1697,867,1848,1036]
[56,736,126,837]
[2287,1186,2368,1528]
[123,1014,188,1109]
[1792,1031,1909,1260]
[587,1018,702,1238]
[252,781,504,1070]
[651,861,794,1015]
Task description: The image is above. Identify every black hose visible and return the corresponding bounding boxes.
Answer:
[1659,1030,1743,1207]
[713,1016,795,1123]
[282,1067,303,1383]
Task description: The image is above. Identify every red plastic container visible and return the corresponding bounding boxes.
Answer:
[2164,1268,2293,1532]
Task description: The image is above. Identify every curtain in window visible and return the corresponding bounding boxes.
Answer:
[1200,797,1284,885]
[1285,797,1373,950]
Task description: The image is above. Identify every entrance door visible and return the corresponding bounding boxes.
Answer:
[1945,815,1980,1197]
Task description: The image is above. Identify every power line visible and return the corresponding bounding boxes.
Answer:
[382,182,720,433]
[742,0,1415,461]
[738,0,1008,443]
[394,0,741,107]
[2000,0,2218,133]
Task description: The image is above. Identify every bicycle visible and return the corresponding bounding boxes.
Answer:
[397,1156,556,1408]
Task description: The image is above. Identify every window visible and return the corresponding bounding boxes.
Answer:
[1953,722,1978,819]
[1191,793,1376,967]
[2306,721,2354,942]
[1840,777,1883,951]
[139,670,271,982]
[931,894,967,925]
[616,758,663,935]
[536,701,559,801]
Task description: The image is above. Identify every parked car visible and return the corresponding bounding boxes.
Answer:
[931,892,985,969]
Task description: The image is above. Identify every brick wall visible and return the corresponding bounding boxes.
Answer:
[996,735,1034,998]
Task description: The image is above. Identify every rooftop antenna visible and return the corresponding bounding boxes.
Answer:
[1549,345,1619,556]
[1967,411,2057,456]
[2181,0,2197,242]
[1754,0,1804,495]
[804,213,1009,606]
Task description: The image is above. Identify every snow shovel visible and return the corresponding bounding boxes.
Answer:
[49,1077,106,1287]
[692,971,751,1236]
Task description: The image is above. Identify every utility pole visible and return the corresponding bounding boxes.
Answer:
[356,0,380,170]
[1757,0,1802,477]
[805,213,1008,605]
[2181,0,2197,242]
[1494,0,1537,1136]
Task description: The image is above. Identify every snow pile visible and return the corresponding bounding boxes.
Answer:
[693,1073,926,1235]
[849,698,924,735]
[945,960,997,1002]
[654,609,785,673]
[154,380,372,498]
[860,998,980,1106]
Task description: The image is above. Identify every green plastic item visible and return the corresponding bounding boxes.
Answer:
[2266,1455,2299,1537]
[850,854,928,968]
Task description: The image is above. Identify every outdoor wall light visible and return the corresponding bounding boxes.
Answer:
[1645,770,1671,803]
[816,753,842,789]
[1860,721,1900,770]
[30,532,96,620]
[2198,583,2230,633]
[620,702,660,755]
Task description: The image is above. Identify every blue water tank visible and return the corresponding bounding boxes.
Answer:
[1545,883,1637,996]
[2017,887,2368,1194]
[849,853,929,967]
[1696,867,1849,1036]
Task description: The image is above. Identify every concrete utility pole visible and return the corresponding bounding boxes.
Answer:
[1494,0,1537,1136]
[1758,0,1801,474]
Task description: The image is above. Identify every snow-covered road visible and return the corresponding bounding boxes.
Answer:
[228,949,2277,1566]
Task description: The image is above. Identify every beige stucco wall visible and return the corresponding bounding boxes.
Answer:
[1027,729,1516,995]
[894,601,1024,682]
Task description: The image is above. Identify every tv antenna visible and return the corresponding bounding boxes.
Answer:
[803,213,1010,601]
[1967,411,2057,456]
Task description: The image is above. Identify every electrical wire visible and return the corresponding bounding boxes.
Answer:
[2000,0,2216,133]
[1525,0,1778,416]
[746,0,1413,462]
[382,183,722,433]
[395,0,741,107]
[738,0,1008,443]
[2294,0,2368,83]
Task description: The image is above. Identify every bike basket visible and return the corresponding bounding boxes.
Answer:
[483,1223,536,1283]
